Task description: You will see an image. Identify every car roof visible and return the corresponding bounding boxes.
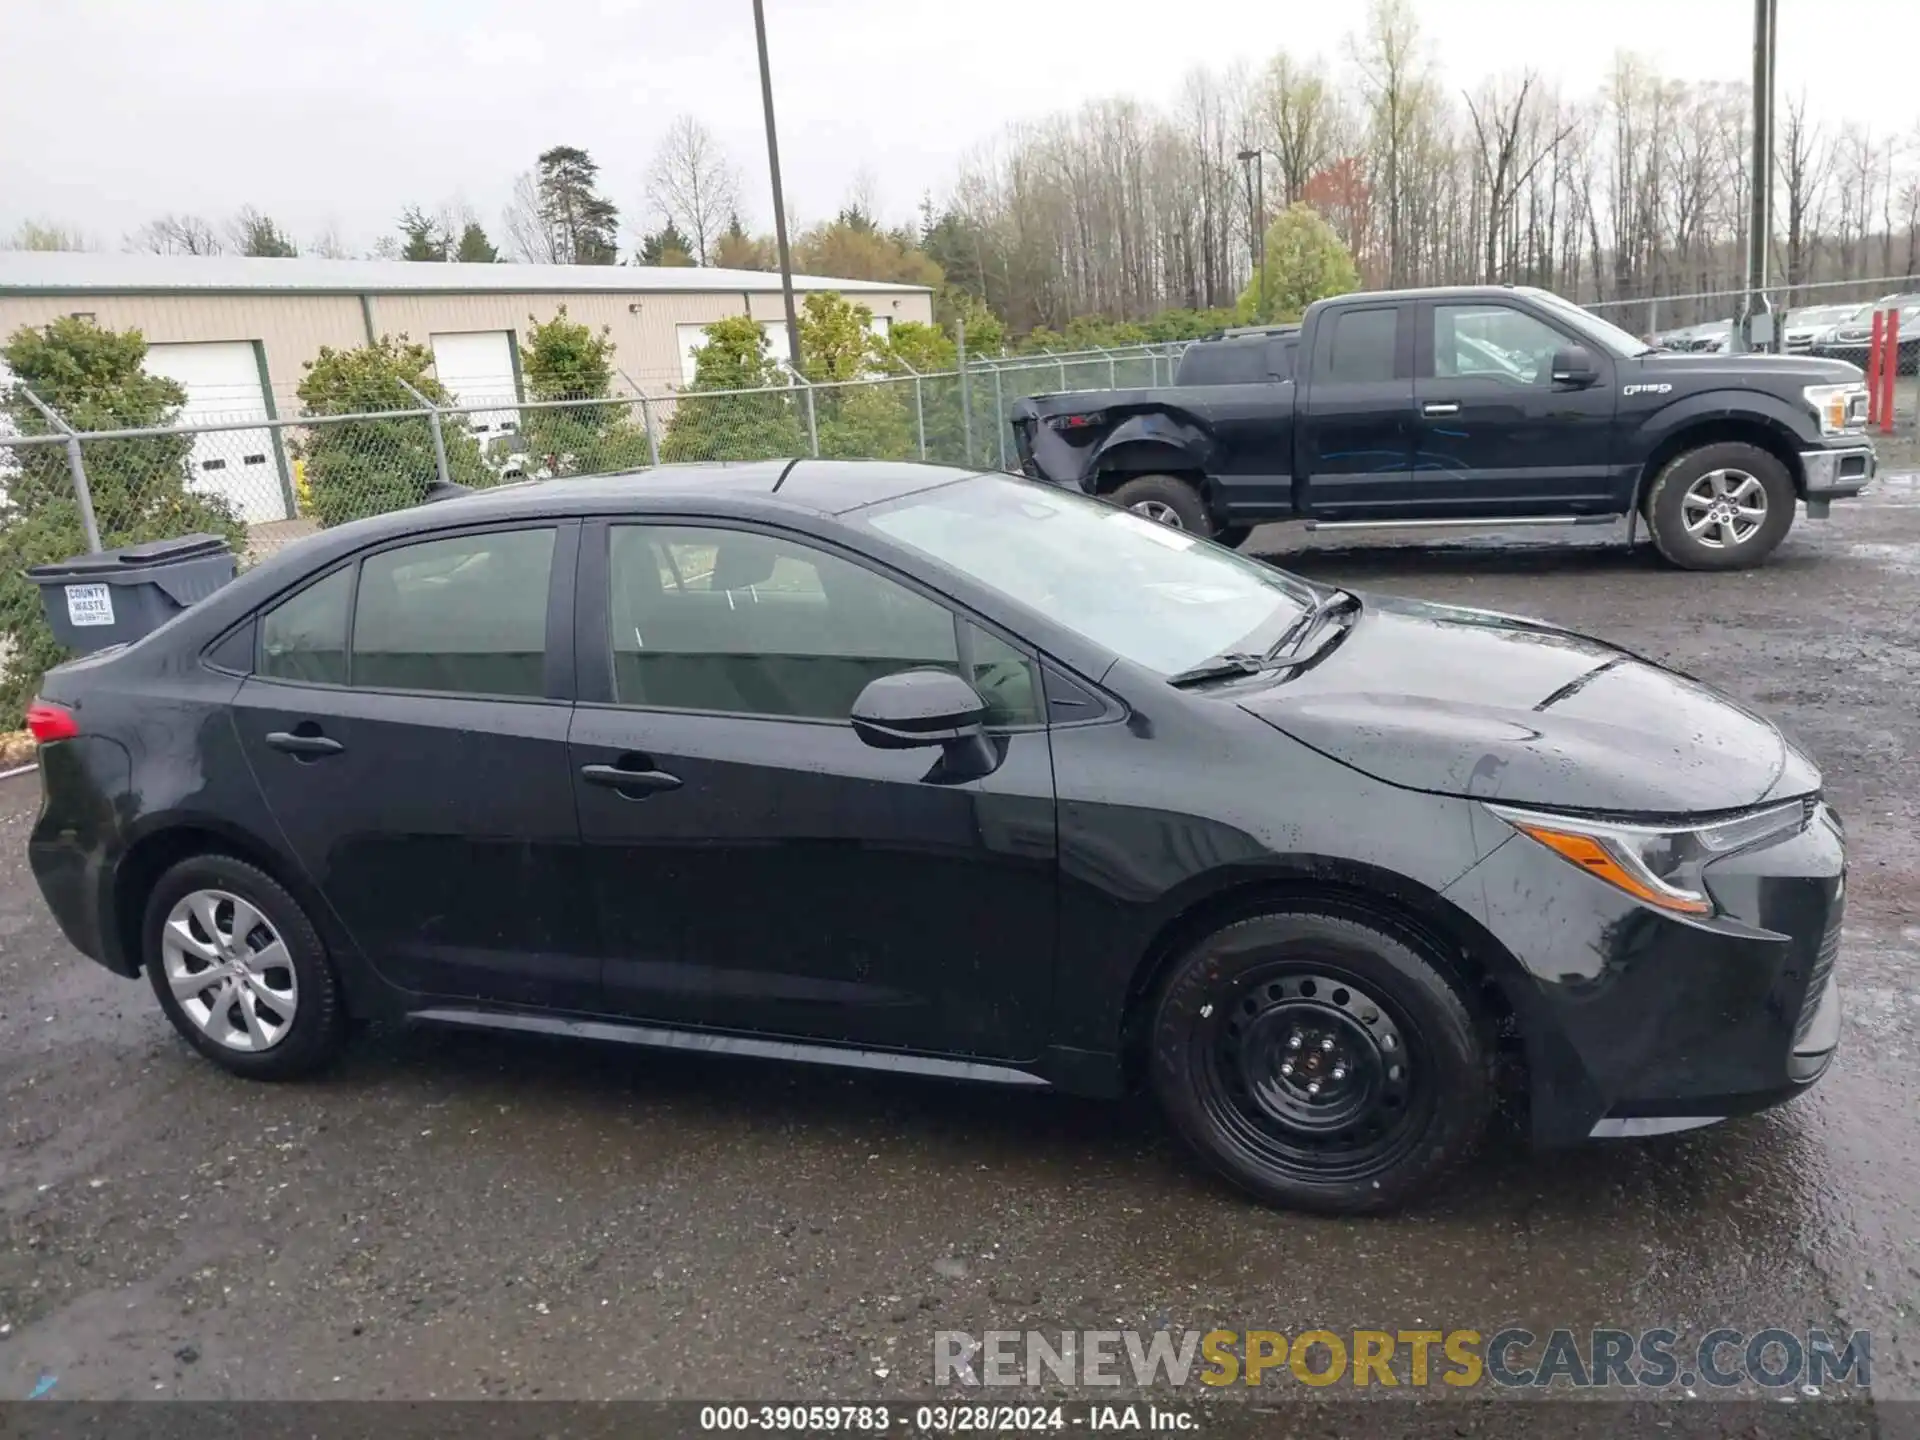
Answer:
[416,458,984,524]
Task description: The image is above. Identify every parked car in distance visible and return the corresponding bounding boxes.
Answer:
[1009,285,1875,570]
[1819,295,1920,370]
[27,461,1844,1214]
[1654,318,1733,353]
[1782,303,1868,354]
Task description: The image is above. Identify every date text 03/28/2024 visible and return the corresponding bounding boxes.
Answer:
[697,1405,1193,1432]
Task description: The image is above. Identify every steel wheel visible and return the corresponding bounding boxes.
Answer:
[1192,966,1434,1185]
[1130,499,1186,529]
[161,889,298,1052]
[1681,468,1768,549]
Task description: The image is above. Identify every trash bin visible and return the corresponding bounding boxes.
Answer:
[26,533,236,655]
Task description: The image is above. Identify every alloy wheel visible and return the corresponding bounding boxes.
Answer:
[1682,468,1768,549]
[1195,968,1430,1183]
[160,889,298,1052]
[1130,500,1186,529]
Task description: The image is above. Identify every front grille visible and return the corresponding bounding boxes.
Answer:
[1794,902,1842,1045]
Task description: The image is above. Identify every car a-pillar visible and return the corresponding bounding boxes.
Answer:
[1638,435,1800,571]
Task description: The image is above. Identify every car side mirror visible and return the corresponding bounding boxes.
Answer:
[851,669,988,750]
[1550,346,1598,387]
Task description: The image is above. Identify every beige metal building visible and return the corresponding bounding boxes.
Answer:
[0,253,934,521]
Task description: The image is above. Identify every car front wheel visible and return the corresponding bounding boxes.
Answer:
[143,854,347,1080]
[1148,909,1493,1214]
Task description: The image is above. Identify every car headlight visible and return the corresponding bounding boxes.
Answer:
[1486,801,1810,916]
[1804,382,1868,436]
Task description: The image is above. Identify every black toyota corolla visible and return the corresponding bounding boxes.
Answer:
[26,461,1842,1214]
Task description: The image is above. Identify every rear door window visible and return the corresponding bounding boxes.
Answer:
[1316,307,1400,383]
[259,566,351,686]
[350,528,556,697]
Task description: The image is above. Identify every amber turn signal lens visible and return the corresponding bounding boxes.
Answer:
[1510,822,1713,916]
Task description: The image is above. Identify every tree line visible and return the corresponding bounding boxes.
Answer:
[8,0,1918,341]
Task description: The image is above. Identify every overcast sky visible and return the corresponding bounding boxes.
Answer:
[2,0,1914,256]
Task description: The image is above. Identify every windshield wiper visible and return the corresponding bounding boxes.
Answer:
[1262,587,1360,663]
[1165,590,1362,689]
[1165,652,1269,688]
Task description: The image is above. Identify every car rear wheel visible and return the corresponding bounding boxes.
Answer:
[1108,474,1211,534]
[143,854,346,1080]
[1148,909,1493,1214]
[1644,443,1796,570]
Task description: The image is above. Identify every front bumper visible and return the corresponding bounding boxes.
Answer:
[1800,443,1875,500]
[1445,800,1844,1147]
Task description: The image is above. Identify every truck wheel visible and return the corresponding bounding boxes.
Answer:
[1644,443,1796,570]
[1109,475,1210,534]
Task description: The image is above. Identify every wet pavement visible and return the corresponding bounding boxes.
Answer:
[1,479,1917,1415]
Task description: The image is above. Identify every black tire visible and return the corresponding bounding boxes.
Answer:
[1108,474,1211,534]
[1213,524,1254,550]
[142,853,347,1080]
[1148,909,1493,1215]
[1644,443,1796,571]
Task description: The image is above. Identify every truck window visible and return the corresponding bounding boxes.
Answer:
[1176,341,1270,385]
[1434,305,1566,385]
[1318,308,1398,383]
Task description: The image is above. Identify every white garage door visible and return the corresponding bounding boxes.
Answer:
[430,331,519,444]
[145,341,286,524]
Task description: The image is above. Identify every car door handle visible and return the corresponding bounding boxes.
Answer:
[1421,402,1460,416]
[580,763,683,797]
[264,731,344,757]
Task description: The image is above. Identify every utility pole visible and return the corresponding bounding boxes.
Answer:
[1738,0,1778,353]
[752,0,803,372]
[1237,148,1265,322]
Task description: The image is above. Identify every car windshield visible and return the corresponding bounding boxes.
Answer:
[1528,291,1651,358]
[863,476,1314,676]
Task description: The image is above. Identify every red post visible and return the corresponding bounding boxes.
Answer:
[1866,310,1885,428]
[1881,309,1901,437]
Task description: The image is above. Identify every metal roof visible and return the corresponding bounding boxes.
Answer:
[0,252,931,298]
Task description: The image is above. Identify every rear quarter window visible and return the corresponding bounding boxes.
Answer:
[1176,342,1272,386]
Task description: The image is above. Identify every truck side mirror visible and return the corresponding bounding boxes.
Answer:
[1550,347,1598,387]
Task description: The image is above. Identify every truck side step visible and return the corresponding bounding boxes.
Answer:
[1302,514,1620,533]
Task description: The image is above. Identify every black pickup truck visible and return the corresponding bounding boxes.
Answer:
[1010,285,1877,569]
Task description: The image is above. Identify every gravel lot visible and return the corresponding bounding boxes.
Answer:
[2,474,1917,1419]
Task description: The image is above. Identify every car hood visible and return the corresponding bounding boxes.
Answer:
[1239,594,1819,815]
[1627,351,1861,384]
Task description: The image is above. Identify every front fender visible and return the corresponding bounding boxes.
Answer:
[1086,412,1214,484]
[1634,389,1822,466]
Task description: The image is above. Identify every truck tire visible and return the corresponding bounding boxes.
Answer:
[1643,443,1796,570]
[1108,474,1211,534]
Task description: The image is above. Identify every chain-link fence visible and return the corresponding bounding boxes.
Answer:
[4,316,1913,578]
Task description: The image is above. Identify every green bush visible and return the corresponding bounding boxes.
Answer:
[293,336,490,526]
[518,308,653,476]
[661,315,805,463]
[0,318,244,724]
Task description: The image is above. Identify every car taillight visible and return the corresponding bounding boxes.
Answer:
[24,699,79,743]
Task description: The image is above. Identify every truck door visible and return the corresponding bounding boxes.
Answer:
[1295,303,1415,520]
[1411,300,1617,515]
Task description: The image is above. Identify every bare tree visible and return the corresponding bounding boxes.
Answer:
[1262,53,1347,205]
[4,219,90,251]
[645,115,741,265]
[503,170,560,264]
[129,214,223,255]
[1775,93,1831,300]
[307,225,355,260]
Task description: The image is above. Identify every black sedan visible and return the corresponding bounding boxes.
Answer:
[25,461,1843,1214]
